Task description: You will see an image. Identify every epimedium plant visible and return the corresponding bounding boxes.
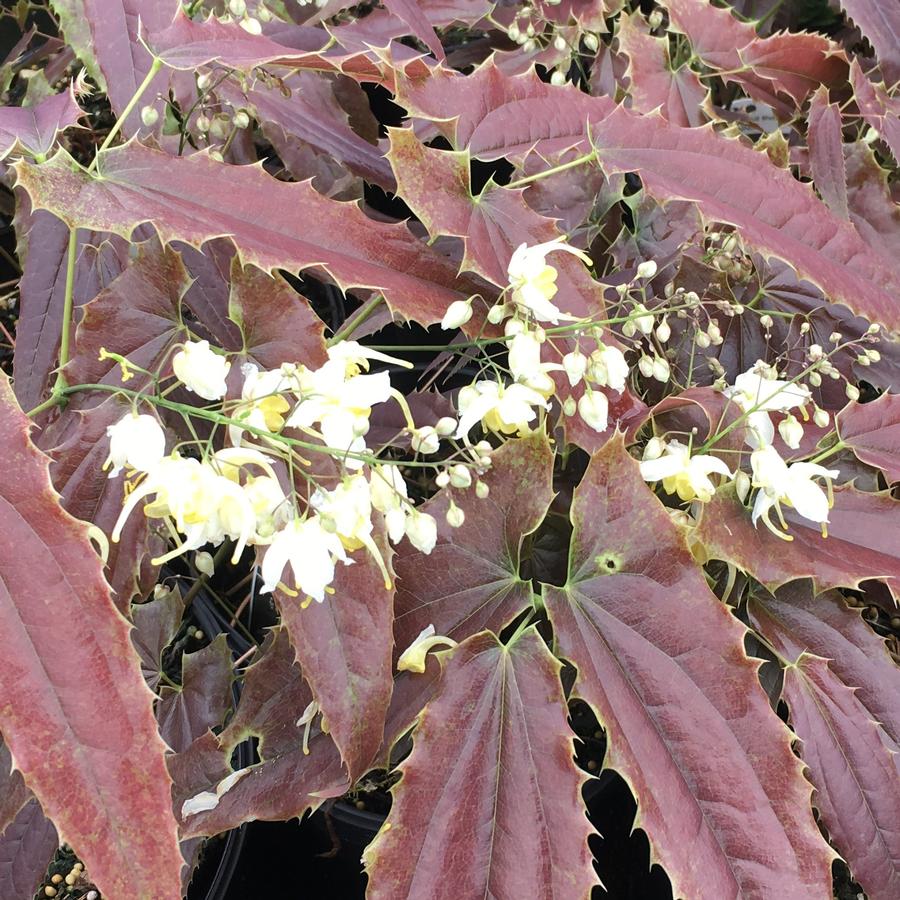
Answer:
[0,0,898,898]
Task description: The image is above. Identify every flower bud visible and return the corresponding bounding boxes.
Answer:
[632,303,654,334]
[648,9,664,29]
[197,72,213,91]
[475,481,489,499]
[655,317,671,343]
[867,323,881,334]
[696,331,711,349]
[196,114,211,132]
[487,303,509,324]
[778,414,803,450]
[636,260,657,280]
[867,349,881,362]
[562,350,588,386]
[807,343,824,361]
[643,436,664,460]
[508,24,520,41]
[411,426,440,454]
[406,512,438,554]
[563,396,577,416]
[449,464,472,488]
[446,503,465,528]
[229,0,247,14]
[239,16,262,34]
[813,408,829,428]
[523,38,537,52]
[474,440,492,455]
[638,355,654,378]
[550,70,567,87]
[435,416,457,437]
[583,33,599,51]
[846,383,860,402]
[578,390,608,433]
[707,322,722,344]
[553,35,567,51]
[759,314,774,330]
[857,353,871,366]
[140,105,159,127]
[195,551,215,578]
[651,356,670,382]
[735,470,751,503]
[233,110,251,129]
[622,320,637,338]
[441,298,474,330]
[526,23,535,37]
[435,471,450,488]
[829,331,842,343]
[808,371,822,387]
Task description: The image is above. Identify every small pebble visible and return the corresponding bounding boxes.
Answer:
[51,874,63,884]
[587,759,598,772]
[44,887,57,898]
[355,800,366,810]
[65,873,76,885]
[87,892,99,900]
[890,617,900,629]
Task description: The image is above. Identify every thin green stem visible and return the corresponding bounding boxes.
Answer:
[328,294,384,346]
[88,57,164,171]
[505,149,597,190]
[50,227,79,395]
[808,440,846,465]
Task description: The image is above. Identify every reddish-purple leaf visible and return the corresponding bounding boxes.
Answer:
[663,0,846,108]
[590,105,900,331]
[617,12,708,127]
[807,86,849,218]
[393,434,553,654]
[157,636,234,755]
[696,484,900,599]
[228,261,327,371]
[837,392,900,485]
[0,741,31,835]
[0,85,81,161]
[747,581,900,764]
[66,241,190,389]
[543,436,833,899]
[218,72,396,191]
[844,142,900,261]
[850,60,900,166]
[383,0,446,61]
[219,627,311,759]
[275,527,394,781]
[132,588,185,692]
[363,629,594,899]
[396,62,616,160]
[81,0,182,137]
[35,397,164,610]
[0,801,58,900]
[0,375,183,899]
[838,0,900,88]
[15,144,474,328]
[12,204,130,413]
[749,584,900,899]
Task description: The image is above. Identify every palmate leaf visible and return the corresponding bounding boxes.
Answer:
[543,436,834,899]
[363,629,594,899]
[748,584,900,899]
[837,393,900,484]
[14,144,475,328]
[0,801,58,900]
[392,434,553,653]
[697,483,900,599]
[0,375,183,899]
[849,60,900,167]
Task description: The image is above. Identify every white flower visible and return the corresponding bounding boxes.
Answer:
[636,260,658,280]
[325,340,411,374]
[172,340,230,401]
[370,465,410,544]
[229,363,299,445]
[104,412,165,477]
[577,390,609,433]
[242,475,289,541]
[631,303,655,335]
[507,239,591,323]
[411,426,440,455]
[260,516,350,600]
[562,350,588,386]
[396,625,457,674]
[441,298,474,330]
[507,331,558,396]
[723,362,811,448]
[587,344,629,393]
[454,380,549,439]
[750,444,838,539]
[639,440,733,502]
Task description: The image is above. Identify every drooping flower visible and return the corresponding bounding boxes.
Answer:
[406,509,438,554]
[639,439,733,502]
[507,331,558,396]
[750,444,838,539]
[172,339,231,401]
[577,390,609,433]
[723,362,811,448]
[104,412,166,477]
[259,516,350,600]
[396,624,457,674]
[228,363,299,445]
[587,343,629,394]
[454,380,550,440]
[506,239,591,324]
[441,298,474,330]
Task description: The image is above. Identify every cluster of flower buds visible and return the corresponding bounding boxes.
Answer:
[443,239,631,436]
[103,337,495,605]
